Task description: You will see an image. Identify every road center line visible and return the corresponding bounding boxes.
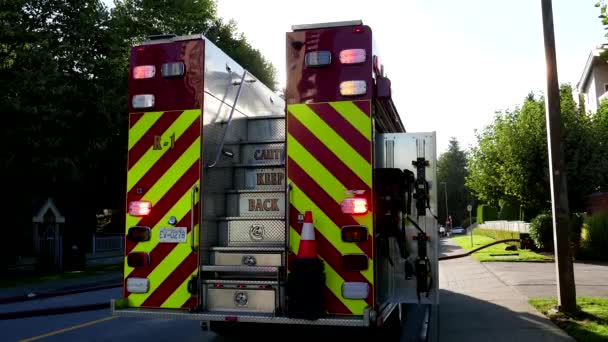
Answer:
[19,316,117,342]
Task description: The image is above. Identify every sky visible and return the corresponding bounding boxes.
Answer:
[104,0,606,153]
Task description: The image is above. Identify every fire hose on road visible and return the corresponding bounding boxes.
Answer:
[438,239,521,261]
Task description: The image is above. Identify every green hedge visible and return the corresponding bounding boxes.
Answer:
[477,205,498,224]
[581,213,608,261]
[529,212,553,250]
[499,202,520,220]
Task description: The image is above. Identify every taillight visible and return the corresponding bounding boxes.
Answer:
[129,201,151,216]
[339,80,366,96]
[340,198,368,214]
[161,62,185,78]
[342,254,368,272]
[133,65,156,79]
[353,27,364,34]
[127,226,151,242]
[127,252,150,268]
[126,277,149,293]
[342,282,368,299]
[339,49,366,64]
[132,94,155,109]
[305,51,332,67]
[341,225,368,242]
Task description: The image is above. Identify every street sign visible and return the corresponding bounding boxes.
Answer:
[467,204,472,212]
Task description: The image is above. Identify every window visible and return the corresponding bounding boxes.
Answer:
[604,83,608,93]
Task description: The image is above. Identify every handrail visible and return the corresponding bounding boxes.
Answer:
[207,69,248,168]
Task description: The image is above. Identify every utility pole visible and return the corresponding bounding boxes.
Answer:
[540,0,577,313]
[441,182,449,224]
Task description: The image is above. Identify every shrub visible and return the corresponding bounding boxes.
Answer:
[580,213,608,261]
[474,228,520,247]
[477,205,498,224]
[529,212,553,250]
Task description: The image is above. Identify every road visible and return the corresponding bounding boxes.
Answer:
[0,287,426,342]
[483,261,608,299]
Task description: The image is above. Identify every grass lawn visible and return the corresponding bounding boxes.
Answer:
[0,263,122,289]
[529,297,608,342]
[452,234,553,262]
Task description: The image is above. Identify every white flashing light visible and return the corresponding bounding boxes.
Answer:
[342,282,369,299]
[339,80,366,96]
[341,197,368,214]
[339,49,366,64]
[161,62,185,77]
[305,51,332,67]
[133,65,156,79]
[127,277,150,293]
[132,94,155,109]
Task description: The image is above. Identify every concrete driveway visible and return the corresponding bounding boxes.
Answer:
[483,261,608,299]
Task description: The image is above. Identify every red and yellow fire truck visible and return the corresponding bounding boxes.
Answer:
[113,20,439,336]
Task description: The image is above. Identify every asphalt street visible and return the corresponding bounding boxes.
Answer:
[0,287,427,342]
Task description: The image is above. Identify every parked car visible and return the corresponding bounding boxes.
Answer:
[451,226,465,234]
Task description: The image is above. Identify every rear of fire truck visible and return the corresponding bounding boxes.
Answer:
[113,21,438,337]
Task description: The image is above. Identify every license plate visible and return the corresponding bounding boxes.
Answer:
[158,227,187,243]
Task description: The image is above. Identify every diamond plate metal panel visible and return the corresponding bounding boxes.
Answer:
[219,219,285,246]
[212,251,282,266]
[226,191,285,217]
[247,116,285,141]
[241,143,284,165]
[206,287,276,313]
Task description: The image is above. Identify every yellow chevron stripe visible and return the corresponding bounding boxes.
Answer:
[290,228,367,315]
[128,232,193,307]
[329,102,371,140]
[161,269,197,308]
[126,137,200,228]
[127,109,200,192]
[128,112,163,150]
[288,182,373,284]
[287,134,374,234]
[289,104,372,187]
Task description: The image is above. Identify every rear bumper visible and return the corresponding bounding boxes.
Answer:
[111,299,370,327]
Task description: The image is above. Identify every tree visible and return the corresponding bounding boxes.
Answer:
[437,138,470,226]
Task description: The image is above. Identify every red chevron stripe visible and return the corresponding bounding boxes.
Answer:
[129,112,144,128]
[324,287,352,314]
[181,296,197,309]
[141,252,197,307]
[288,158,373,258]
[125,162,200,254]
[308,103,370,161]
[353,100,371,116]
[127,117,201,202]
[128,110,184,169]
[290,206,372,306]
[287,114,370,193]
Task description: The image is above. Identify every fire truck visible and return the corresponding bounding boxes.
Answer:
[113,20,439,338]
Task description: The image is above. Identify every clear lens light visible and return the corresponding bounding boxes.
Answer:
[129,201,151,216]
[341,198,368,214]
[340,81,366,96]
[132,94,155,109]
[305,51,331,67]
[161,62,185,77]
[342,282,369,299]
[127,278,150,293]
[339,49,366,64]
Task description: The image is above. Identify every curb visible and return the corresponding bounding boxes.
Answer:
[0,283,122,305]
[0,302,111,320]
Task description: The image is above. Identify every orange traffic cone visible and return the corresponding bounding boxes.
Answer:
[297,211,317,259]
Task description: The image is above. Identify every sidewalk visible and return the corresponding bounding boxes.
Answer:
[438,238,574,342]
[0,270,122,298]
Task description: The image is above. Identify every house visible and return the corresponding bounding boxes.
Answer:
[577,44,608,114]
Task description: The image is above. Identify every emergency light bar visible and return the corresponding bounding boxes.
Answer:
[339,81,366,96]
[133,65,156,79]
[339,49,366,64]
[129,201,151,216]
[305,51,331,67]
[132,94,155,109]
